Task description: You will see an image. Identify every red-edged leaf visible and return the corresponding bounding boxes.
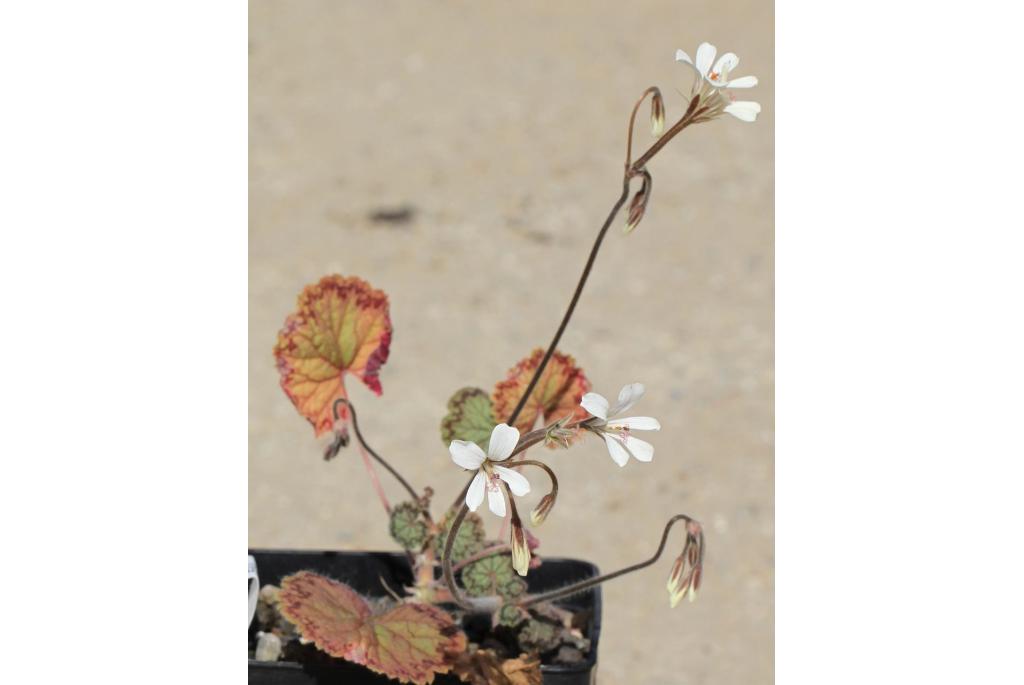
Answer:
[273,275,392,437]
[279,571,466,685]
[491,349,590,436]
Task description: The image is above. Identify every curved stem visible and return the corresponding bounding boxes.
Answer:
[517,513,699,608]
[333,398,423,508]
[513,459,558,499]
[505,180,632,428]
[356,441,392,514]
[441,503,474,610]
[625,86,661,169]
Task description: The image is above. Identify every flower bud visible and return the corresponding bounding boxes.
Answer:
[323,427,349,461]
[530,493,556,527]
[624,172,652,235]
[666,520,704,608]
[650,89,666,137]
[544,416,576,449]
[510,515,532,577]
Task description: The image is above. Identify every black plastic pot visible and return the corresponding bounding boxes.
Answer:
[248,549,601,685]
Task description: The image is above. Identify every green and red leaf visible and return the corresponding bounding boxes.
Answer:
[274,275,392,436]
[491,349,590,436]
[279,571,466,685]
[440,387,498,449]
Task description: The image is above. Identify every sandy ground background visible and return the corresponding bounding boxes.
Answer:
[249,1,773,683]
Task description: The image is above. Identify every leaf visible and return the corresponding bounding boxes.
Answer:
[436,509,486,564]
[389,501,429,551]
[517,619,560,653]
[497,603,528,628]
[462,555,526,599]
[279,571,466,685]
[274,275,392,437]
[491,349,591,437]
[500,655,544,685]
[440,387,497,449]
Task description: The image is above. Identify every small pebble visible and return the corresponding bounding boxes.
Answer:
[255,631,283,662]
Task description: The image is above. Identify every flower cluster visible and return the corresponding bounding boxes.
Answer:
[676,42,761,123]
[667,519,705,607]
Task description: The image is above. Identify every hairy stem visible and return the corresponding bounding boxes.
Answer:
[517,513,699,608]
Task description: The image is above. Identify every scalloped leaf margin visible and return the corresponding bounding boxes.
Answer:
[491,348,590,437]
[278,571,465,685]
[440,387,497,449]
[273,275,393,437]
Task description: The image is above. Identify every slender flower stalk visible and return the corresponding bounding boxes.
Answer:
[439,44,760,614]
[517,514,703,609]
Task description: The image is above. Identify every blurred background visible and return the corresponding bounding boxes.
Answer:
[250,1,772,683]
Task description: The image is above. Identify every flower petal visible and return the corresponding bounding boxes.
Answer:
[450,440,487,470]
[695,42,716,77]
[607,416,661,431]
[724,101,761,122]
[487,423,520,461]
[487,484,507,517]
[624,436,655,462]
[580,392,610,420]
[612,383,646,416]
[466,470,487,512]
[493,465,531,497]
[674,48,694,66]
[712,52,739,79]
[603,433,631,467]
[724,75,758,88]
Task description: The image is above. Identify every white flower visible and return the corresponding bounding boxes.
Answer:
[675,42,761,123]
[449,423,531,517]
[580,383,661,466]
[675,42,758,89]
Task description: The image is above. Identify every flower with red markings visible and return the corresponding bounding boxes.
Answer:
[449,424,531,517]
[580,383,661,466]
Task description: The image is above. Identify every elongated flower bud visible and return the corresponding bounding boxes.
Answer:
[667,519,704,608]
[510,514,531,576]
[650,89,666,137]
[530,493,556,527]
[624,171,652,235]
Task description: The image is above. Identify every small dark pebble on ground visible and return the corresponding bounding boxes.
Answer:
[368,206,416,225]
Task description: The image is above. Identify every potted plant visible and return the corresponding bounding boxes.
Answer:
[249,40,760,685]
